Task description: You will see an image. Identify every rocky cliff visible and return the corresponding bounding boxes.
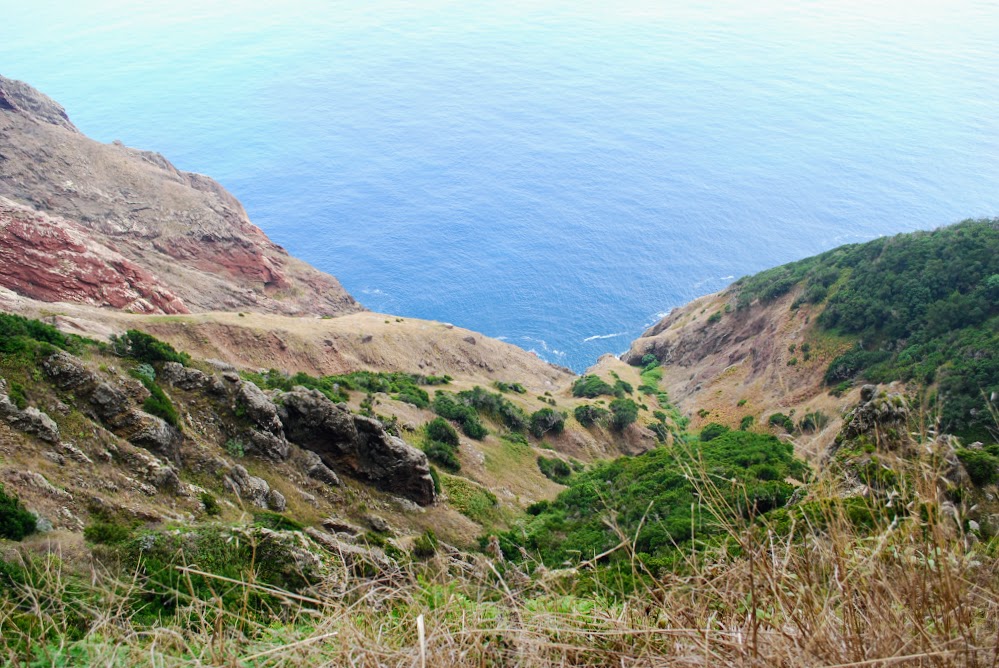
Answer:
[0,75,360,317]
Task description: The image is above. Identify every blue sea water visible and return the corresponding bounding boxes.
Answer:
[3,1,998,371]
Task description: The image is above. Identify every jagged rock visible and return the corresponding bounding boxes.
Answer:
[278,388,435,505]
[828,385,911,459]
[42,450,65,465]
[58,442,93,464]
[44,351,183,462]
[13,470,73,500]
[0,393,60,443]
[301,450,342,486]
[159,362,210,391]
[130,413,183,463]
[151,466,181,493]
[267,488,287,512]
[237,381,283,435]
[365,514,391,534]
[322,517,363,535]
[222,371,240,383]
[223,464,271,508]
[247,431,291,461]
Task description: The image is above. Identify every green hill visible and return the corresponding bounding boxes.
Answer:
[735,218,999,440]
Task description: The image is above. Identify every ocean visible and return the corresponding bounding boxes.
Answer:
[3,0,998,371]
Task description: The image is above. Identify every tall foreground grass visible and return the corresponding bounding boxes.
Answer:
[2,450,997,666]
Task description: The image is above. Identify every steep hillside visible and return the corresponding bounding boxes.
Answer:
[626,219,999,449]
[0,74,360,317]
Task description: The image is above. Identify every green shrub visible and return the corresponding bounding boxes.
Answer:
[84,519,133,545]
[494,381,526,394]
[0,484,36,541]
[739,415,755,431]
[425,441,461,472]
[499,431,809,569]
[707,312,722,324]
[253,511,304,532]
[0,312,77,354]
[956,449,999,487]
[426,417,460,447]
[537,456,573,484]
[798,411,830,433]
[574,403,609,427]
[700,422,730,441]
[224,438,245,458]
[432,392,488,440]
[7,380,28,410]
[572,375,615,398]
[142,383,180,428]
[412,530,439,558]
[200,493,221,516]
[113,329,189,365]
[529,407,565,438]
[768,412,795,432]
[609,398,638,431]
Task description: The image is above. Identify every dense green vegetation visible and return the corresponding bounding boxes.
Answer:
[536,456,579,484]
[244,368,450,407]
[0,312,81,356]
[129,363,180,428]
[529,407,565,438]
[573,403,609,427]
[432,386,534,439]
[734,219,999,440]
[424,417,461,471]
[0,484,36,541]
[608,397,638,431]
[111,329,189,366]
[500,431,808,572]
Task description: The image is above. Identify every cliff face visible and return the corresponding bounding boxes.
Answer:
[0,75,360,317]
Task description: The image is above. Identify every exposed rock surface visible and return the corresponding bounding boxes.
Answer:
[0,198,189,314]
[0,74,361,317]
[224,464,276,509]
[834,385,911,452]
[0,396,61,443]
[301,450,342,486]
[278,388,436,506]
[42,351,182,462]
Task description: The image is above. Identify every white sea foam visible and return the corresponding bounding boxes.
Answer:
[582,332,625,342]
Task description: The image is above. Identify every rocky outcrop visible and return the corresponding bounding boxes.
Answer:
[0,199,189,314]
[42,351,182,462]
[840,385,910,446]
[0,74,362,317]
[223,464,285,511]
[0,379,60,443]
[0,76,77,132]
[825,385,912,462]
[278,388,436,506]
[301,450,342,486]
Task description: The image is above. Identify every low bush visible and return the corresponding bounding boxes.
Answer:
[572,375,615,398]
[529,408,565,438]
[574,403,609,427]
[537,456,573,484]
[426,417,460,447]
[0,484,36,541]
[699,422,730,441]
[609,398,638,431]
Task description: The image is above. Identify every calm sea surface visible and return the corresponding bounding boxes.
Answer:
[3,1,998,370]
